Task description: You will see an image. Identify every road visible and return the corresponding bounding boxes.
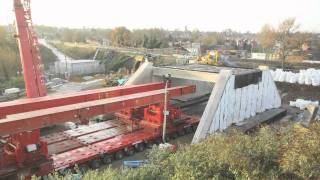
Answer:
[38,39,73,61]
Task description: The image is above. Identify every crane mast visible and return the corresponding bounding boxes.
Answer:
[14,0,46,98]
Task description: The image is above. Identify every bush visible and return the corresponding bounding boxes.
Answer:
[33,123,320,180]
[0,76,25,93]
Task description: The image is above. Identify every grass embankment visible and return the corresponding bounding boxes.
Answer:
[52,42,136,74]
[52,42,97,59]
[39,123,320,180]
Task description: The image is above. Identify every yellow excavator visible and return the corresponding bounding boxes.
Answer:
[133,54,153,71]
[196,50,222,66]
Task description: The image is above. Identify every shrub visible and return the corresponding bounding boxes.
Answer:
[33,123,320,180]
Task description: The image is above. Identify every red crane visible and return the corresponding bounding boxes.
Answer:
[14,0,46,98]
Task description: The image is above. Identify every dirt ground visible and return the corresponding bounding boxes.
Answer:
[276,82,320,104]
[230,58,320,71]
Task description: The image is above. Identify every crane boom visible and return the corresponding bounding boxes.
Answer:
[14,0,46,98]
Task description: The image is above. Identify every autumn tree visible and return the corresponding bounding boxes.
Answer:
[258,24,277,55]
[110,27,132,47]
[277,18,299,69]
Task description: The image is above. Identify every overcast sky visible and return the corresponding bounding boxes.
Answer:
[1,0,319,32]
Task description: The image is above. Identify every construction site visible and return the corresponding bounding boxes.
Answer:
[0,0,320,180]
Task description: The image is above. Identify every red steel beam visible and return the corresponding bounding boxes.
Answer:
[0,85,195,136]
[0,82,165,118]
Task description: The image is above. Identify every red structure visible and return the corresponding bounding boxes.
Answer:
[14,0,46,98]
[0,84,199,179]
[0,1,200,179]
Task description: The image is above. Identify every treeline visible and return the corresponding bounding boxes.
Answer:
[36,25,111,43]
[36,18,319,57]
[35,25,235,50]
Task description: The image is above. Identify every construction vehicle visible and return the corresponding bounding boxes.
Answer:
[196,50,222,66]
[0,1,200,179]
[134,54,154,71]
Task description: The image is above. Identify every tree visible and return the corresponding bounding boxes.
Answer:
[61,29,74,42]
[0,26,6,40]
[258,24,277,54]
[131,30,145,47]
[191,29,201,43]
[131,28,169,49]
[277,18,299,69]
[110,27,132,47]
[200,32,225,51]
[0,26,20,81]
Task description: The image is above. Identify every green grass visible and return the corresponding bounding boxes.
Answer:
[52,42,96,59]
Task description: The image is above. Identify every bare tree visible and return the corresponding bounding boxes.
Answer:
[277,18,299,69]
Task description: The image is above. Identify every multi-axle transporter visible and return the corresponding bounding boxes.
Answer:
[0,82,199,179]
[0,1,200,179]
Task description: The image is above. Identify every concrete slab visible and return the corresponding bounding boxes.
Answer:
[153,67,219,82]
[300,105,319,128]
[192,70,232,143]
[126,62,154,85]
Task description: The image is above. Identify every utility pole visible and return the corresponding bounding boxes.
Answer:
[162,74,171,143]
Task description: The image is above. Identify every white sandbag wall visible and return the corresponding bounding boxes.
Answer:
[193,69,281,143]
[270,68,320,86]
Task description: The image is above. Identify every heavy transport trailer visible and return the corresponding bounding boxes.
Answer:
[0,83,200,179]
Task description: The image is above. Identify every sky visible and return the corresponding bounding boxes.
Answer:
[1,0,319,33]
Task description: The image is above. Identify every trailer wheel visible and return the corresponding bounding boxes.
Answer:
[101,154,112,164]
[115,151,124,160]
[171,133,178,139]
[135,143,145,152]
[90,159,101,169]
[145,141,154,148]
[58,168,72,176]
[192,125,198,132]
[164,136,171,142]
[125,147,135,156]
[155,139,162,145]
[79,164,89,174]
[41,175,49,180]
[178,129,185,136]
[185,126,193,134]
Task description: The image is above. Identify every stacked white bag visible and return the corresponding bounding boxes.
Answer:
[270,68,320,86]
[289,99,319,110]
